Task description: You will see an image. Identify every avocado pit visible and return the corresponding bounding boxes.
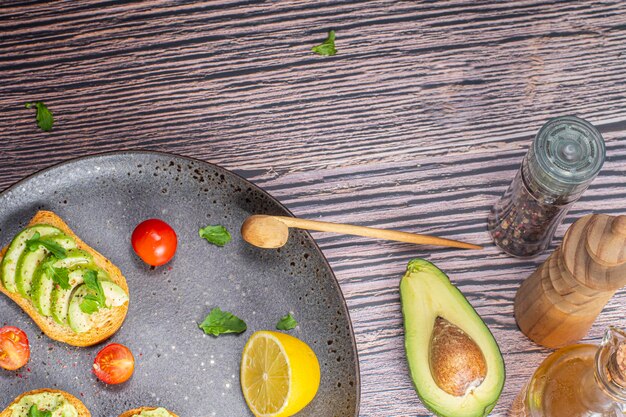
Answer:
[429,316,487,397]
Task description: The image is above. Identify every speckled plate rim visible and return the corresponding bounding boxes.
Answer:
[0,149,361,416]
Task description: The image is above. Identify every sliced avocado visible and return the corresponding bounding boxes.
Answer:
[0,225,61,293]
[67,284,93,333]
[400,259,505,417]
[101,281,129,307]
[31,250,92,317]
[47,249,92,269]
[67,278,127,334]
[15,234,76,298]
[50,267,109,325]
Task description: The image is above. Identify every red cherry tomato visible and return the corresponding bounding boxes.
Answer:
[131,219,177,266]
[93,343,135,384]
[0,326,30,371]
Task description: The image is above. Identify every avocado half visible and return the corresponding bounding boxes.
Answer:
[400,259,505,417]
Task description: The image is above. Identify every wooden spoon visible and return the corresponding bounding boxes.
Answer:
[241,215,482,250]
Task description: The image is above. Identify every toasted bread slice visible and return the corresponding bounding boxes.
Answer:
[118,407,179,417]
[1,388,91,417]
[0,210,129,347]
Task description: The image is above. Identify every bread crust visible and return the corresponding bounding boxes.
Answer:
[118,407,179,417]
[0,388,91,417]
[0,210,129,346]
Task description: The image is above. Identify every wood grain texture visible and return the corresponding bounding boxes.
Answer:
[1,1,626,415]
[515,214,626,348]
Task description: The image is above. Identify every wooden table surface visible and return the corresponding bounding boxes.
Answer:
[2,1,626,416]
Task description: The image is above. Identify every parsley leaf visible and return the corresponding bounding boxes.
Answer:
[83,269,99,290]
[28,405,51,417]
[79,295,100,314]
[199,225,231,247]
[25,102,54,132]
[84,269,106,306]
[276,313,298,331]
[25,232,67,259]
[43,261,71,290]
[80,270,106,314]
[312,30,337,56]
[199,307,247,336]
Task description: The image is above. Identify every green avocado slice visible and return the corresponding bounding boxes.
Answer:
[400,259,505,417]
[31,249,92,317]
[67,284,92,333]
[101,280,128,308]
[1,225,61,293]
[67,279,128,333]
[50,266,109,325]
[15,234,76,299]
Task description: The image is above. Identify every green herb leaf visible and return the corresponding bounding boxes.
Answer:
[276,312,298,331]
[44,262,71,290]
[79,295,101,314]
[312,30,337,56]
[199,307,247,336]
[28,405,52,417]
[199,225,231,247]
[80,270,106,314]
[25,232,41,251]
[25,232,67,259]
[25,101,54,132]
[83,269,99,291]
[84,269,106,306]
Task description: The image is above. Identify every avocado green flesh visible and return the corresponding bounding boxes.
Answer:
[1,225,61,293]
[32,274,55,317]
[400,259,505,417]
[47,249,92,269]
[15,234,76,298]
[4,223,129,334]
[9,392,78,417]
[31,250,93,317]
[67,280,129,333]
[67,284,93,333]
[50,267,107,325]
[132,408,173,417]
[101,280,129,307]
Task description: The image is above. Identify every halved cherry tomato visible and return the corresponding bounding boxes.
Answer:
[93,343,135,384]
[131,219,177,266]
[0,326,30,371]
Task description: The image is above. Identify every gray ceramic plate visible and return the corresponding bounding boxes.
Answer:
[0,151,359,417]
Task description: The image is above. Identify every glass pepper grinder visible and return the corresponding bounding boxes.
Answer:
[488,115,605,258]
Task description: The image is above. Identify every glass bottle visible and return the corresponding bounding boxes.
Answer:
[488,115,605,257]
[511,327,626,417]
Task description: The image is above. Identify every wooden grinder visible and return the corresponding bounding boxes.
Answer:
[515,214,626,348]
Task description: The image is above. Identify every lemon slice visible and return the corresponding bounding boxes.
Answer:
[241,331,320,417]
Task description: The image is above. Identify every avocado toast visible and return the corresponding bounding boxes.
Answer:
[0,210,129,347]
[1,388,91,417]
[118,408,179,417]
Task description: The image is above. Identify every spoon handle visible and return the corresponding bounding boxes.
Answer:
[273,216,482,250]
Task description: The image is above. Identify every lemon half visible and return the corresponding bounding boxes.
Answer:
[241,331,321,417]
